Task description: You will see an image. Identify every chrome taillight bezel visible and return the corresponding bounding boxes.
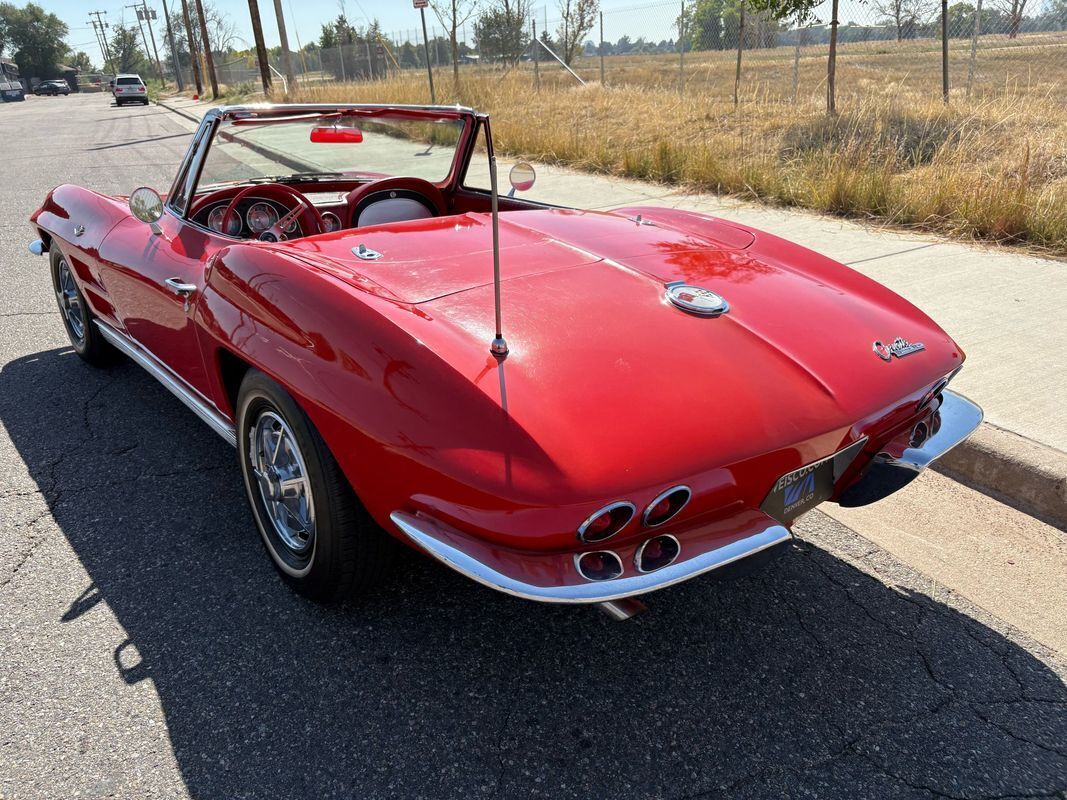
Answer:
[574,550,625,582]
[634,534,682,573]
[642,485,692,528]
[577,501,636,543]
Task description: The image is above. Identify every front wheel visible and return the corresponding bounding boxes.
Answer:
[50,246,115,365]
[236,369,393,602]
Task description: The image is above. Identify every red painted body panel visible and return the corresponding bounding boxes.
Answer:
[29,115,967,596]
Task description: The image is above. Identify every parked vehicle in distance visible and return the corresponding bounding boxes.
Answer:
[1,58,25,101]
[112,74,148,105]
[27,103,983,618]
[34,80,71,96]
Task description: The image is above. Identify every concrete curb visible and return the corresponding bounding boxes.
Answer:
[935,423,1067,530]
[155,96,205,124]
[152,97,1067,531]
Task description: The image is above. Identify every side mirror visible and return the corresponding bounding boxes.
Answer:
[508,163,536,196]
[129,187,164,235]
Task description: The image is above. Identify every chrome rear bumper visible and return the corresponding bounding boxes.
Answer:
[391,509,791,604]
[838,389,983,507]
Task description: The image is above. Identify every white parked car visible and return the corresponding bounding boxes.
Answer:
[112,74,148,106]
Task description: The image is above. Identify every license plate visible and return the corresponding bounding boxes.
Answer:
[760,438,867,523]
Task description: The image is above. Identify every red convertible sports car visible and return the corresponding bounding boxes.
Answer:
[29,103,982,618]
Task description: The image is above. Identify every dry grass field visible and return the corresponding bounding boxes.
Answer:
[272,33,1067,255]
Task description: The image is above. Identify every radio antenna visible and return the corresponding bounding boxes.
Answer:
[486,118,508,359]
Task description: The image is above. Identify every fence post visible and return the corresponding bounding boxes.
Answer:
[533,18,540,90]
[734,0,745,107]
[941,0,950,103]
[793,26,801,102]
[420,5,435,102]
[337,42,346,82]
[827,0,839,115]
[966,0,982,97]
[599,12,605,85]
[679,0,685,94]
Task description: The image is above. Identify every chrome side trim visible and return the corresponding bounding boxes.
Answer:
[390,511,792,604]
[878,389,983,472]
[94,321,237,447]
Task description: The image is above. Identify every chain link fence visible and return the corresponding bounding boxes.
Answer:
[176,0,1066,104]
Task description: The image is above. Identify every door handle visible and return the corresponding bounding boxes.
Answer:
[164,277,197,312]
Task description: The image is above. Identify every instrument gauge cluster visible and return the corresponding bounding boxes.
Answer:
[321,212,342,233]
[246,202,279,234]
[207,206,242,236]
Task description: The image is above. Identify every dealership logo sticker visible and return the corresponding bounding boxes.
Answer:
[873,337,925,362]
[783,471,816,508]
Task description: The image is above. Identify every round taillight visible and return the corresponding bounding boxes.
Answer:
[577,501,635,543]
[635,535,681,573]
[642,486,691,527]
[574,550,624,582]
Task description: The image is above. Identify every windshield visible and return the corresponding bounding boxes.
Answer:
[195,113,466,194]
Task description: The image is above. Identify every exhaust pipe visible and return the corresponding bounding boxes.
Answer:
[598,597,647,621]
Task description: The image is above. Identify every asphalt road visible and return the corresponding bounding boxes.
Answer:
[1,94,1065,800]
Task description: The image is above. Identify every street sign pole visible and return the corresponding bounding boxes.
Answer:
[415,0,435,104]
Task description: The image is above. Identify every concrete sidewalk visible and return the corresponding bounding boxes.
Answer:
[158,95,1067,524]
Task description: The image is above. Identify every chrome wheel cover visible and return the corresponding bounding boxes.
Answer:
[249,410,316,561]
[56,258,84,342]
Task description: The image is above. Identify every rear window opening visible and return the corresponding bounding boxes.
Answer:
[117,77,141,85]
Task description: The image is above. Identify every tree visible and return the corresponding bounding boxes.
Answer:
[0,2,13,57]
[110,23,147,73]
[740,0,836,111]
[871,0,936,39]
[555,0,597,65]
[431,0,478,82]
[992,0,1028,36]
[203,2,238,53]
[70,50,96,72]
[473,0,530,63]
[1,2,69,79]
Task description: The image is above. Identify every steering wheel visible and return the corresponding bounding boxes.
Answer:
[222,184,325,242]
[345,177,446,229]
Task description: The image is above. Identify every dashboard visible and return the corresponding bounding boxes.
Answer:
[192,192,349,239]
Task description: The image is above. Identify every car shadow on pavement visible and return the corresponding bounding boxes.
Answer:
[2,347,1065,800]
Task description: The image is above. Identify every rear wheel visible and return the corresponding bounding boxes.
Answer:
[50,246,115,366]
[236,369,393,602]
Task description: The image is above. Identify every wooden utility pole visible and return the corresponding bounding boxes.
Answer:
[247,0,272,94]
[179,0,202,95]
[271,0,296,89]
[141,3,167,87]
[193,0,219,98]
[161,0,184,89]
[89,11,114,73]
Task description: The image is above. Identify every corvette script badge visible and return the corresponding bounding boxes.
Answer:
[873,337,925,362]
